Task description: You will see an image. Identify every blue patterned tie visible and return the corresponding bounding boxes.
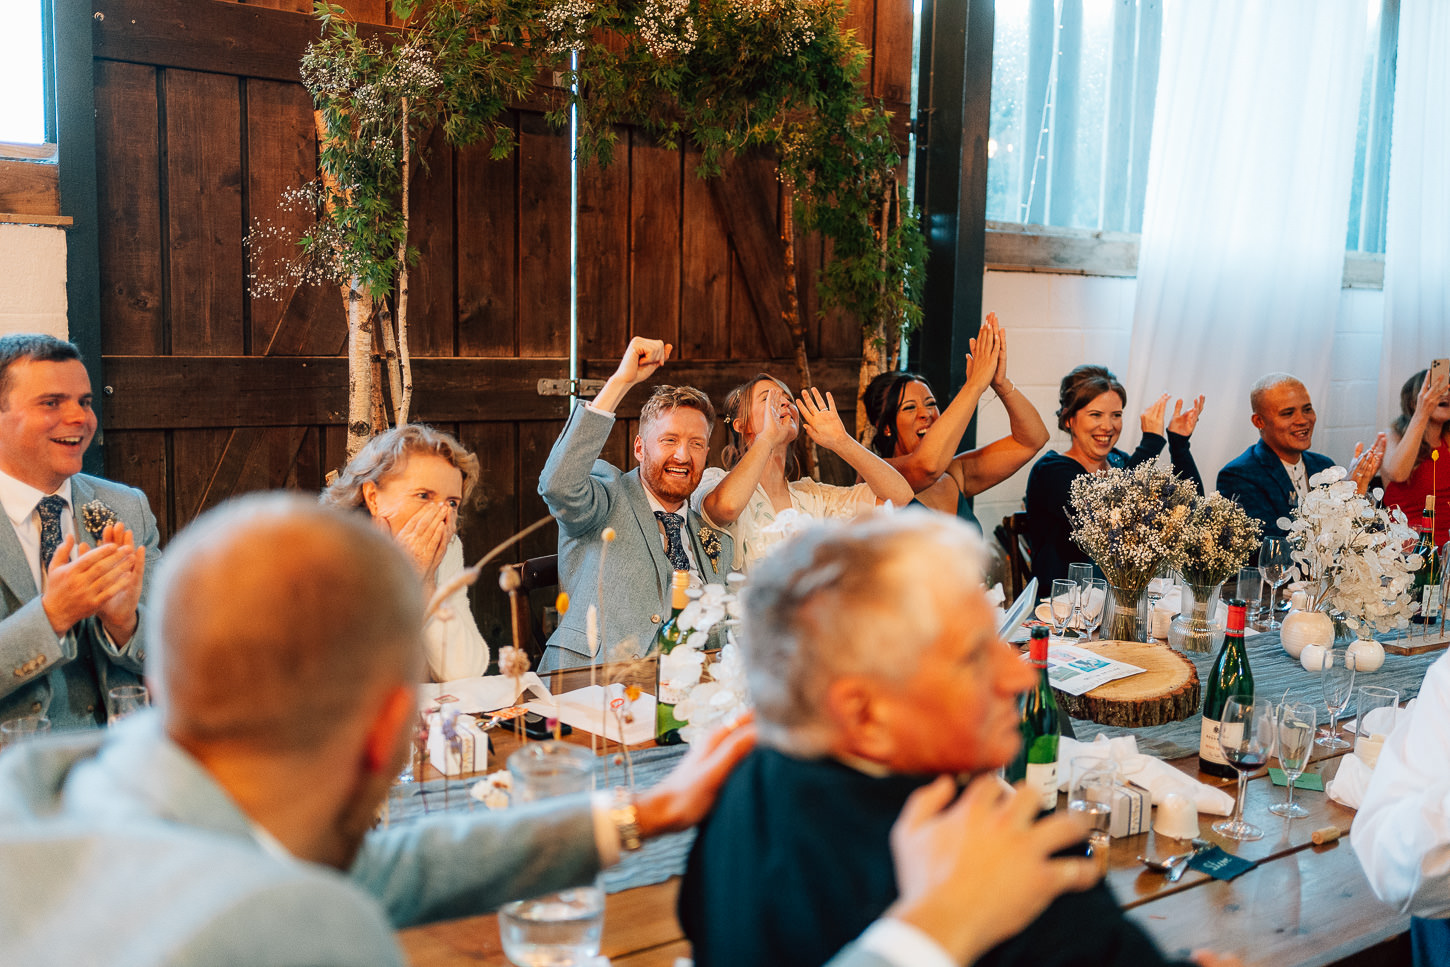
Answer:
[654,511,692,572]
[37,495,67,580]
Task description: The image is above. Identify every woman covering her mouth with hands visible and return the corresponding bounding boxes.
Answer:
[1024,366,1205,589]
[322,424,489,682]
[693,376,913,574]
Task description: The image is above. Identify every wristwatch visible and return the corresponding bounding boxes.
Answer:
[609,787,643,852]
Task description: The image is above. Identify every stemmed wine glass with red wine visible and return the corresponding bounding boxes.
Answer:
[1212,695,1275,842]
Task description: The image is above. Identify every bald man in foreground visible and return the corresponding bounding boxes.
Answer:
[0,495,1101,966]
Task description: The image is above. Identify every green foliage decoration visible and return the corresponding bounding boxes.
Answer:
[285,0,924,342]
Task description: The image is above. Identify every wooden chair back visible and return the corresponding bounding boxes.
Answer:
[501,554,559,664]
[995,512,1032,602]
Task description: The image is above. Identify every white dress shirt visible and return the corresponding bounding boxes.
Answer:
[1351,650,1450,917]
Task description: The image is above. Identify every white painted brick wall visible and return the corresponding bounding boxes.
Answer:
[972,270,1386,536]
[0,224,67,341]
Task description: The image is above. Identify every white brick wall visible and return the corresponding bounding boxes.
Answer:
[0,224,67,341]
[972,270,1386,535]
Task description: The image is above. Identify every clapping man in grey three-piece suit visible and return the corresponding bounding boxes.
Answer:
[0,334,159,729]
[538,337,734,671]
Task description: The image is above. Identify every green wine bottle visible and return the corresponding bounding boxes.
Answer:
[1005,626,1061,810]
[1411,496,1440,624]
[1199,598,1252,779]
[654,570,691,746]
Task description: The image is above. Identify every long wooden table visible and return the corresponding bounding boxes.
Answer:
[397,717,1410,967]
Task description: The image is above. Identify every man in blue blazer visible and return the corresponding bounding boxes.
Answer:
[1217,373,1381,540]
[539,337,733,671]
[0,334,158,729]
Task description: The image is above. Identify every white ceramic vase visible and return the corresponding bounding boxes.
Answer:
[1299,642,1333,672]
[1280,608,1334,660]
[1346,635,1386,673]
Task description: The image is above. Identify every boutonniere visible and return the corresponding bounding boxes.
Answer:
[80,500,120,539]
[698,526,723,574]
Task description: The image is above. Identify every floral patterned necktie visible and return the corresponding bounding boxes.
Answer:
[37,495,67,580]
[654,511,692,572]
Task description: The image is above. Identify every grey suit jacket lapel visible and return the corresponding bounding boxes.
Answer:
[0,506,37,604]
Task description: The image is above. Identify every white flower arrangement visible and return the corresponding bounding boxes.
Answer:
[1068,462,1197,591]
[1178,493,1264,588]
[664,575,752,744]
[469,769,513,810]
[1279,467,1420,633]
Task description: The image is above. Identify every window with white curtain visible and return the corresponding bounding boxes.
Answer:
[987,0,1397,256]
[0,1,54,150]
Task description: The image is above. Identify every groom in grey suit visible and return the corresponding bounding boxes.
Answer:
[0,334,158,729]
[539,337,733,671]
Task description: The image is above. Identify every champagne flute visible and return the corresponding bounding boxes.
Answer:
[1258,538,1292,630]
[1268,702,1316,819]
[1213,696,1275,842]
[1050,580,1078,637]
[1067,564,1095,635]
[1316,650,1356,749]
[1081,578,1107,640]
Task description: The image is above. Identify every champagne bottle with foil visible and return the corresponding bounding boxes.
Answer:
[1199,598,1252,779]
[1005,626,1061,809]
[1412,496,1440,623]
[654,570,691,745]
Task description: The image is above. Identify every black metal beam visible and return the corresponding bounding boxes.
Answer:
[911,0,994,452]
[54,0,107,476]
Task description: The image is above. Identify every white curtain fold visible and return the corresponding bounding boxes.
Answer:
[1377,0,1450,430]
[1125,0,1366,484]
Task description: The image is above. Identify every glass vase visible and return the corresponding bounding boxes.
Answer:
[1104,583,1149,642]
[1167,580,1226,653]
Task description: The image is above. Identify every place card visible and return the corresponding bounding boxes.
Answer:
[1188,845,1257,881]
[1267,768,1323,791]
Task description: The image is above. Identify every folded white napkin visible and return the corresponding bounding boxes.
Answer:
[525,683,657,745]
[419,672,552,714]
[1325,751,1372,810]
[1326,700,1415,809]
[1056,734,1235,816]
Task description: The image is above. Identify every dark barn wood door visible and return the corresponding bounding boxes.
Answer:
[90,0,912,646]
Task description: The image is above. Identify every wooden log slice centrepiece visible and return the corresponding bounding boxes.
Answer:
[1053,640,1200,728]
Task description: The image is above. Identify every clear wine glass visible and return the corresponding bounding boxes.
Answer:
[1081,578,1107,640]
[1213,696,1275,842]
[1067,564,1095,636]
[1068,761,1117,873]
[1268,702,1316,819]
[1050,579,1078,637]
[1258,538,1293,630]
[1316,650,1356,749]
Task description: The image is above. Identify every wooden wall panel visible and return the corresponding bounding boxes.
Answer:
[170,428,231,523]
[246,79,345,355]
[680,152,730,360]
[517,113,570,357]
[576,126,630,360]
[517,420,567,562]
[165,69,245,356]
[95,61,164,355]
[406,127,458,356]
[455,420,518,644]
[628,135,682,350]
[103,430,172,540]
[457,119,519,357]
